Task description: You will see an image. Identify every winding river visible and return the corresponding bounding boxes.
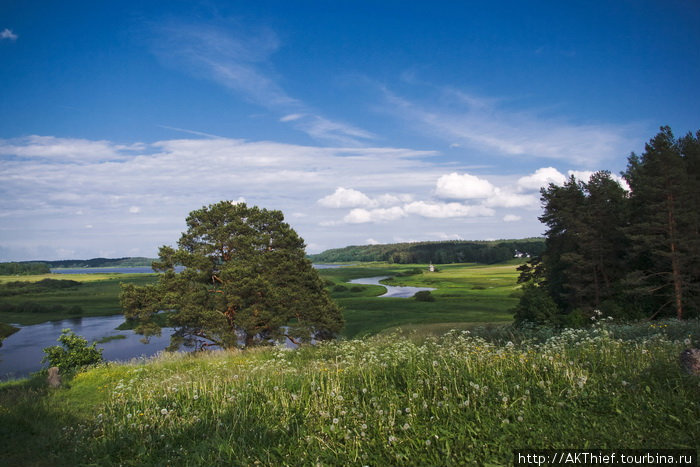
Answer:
[349,276,436,298]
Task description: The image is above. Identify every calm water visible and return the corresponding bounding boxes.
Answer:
[0,315,177,381]
[349,276,436,298]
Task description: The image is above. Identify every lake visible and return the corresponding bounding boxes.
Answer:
[0,315,177,381]
[349,276,436,298]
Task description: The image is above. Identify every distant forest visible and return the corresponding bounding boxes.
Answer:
[308,239,545,264]
[516,127,700,324]
[0,262,51,275]
[0,257,155,274]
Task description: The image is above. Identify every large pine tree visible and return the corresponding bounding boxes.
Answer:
[624,127,699,319]
[121,201,344,349]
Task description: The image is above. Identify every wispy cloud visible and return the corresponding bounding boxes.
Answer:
[1,28,18,41]
[380,85,638,167]
[151,20,374,145]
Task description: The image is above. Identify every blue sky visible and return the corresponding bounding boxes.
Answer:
[1,1,699,260]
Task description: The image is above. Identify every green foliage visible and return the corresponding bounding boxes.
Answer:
[413,290,435,302]
[520,127,700,323]
[0,302,83,315]
[4,320,698,466]
[0,262,50,275]
[309,239,545,264]
[121,201,343,349]
[0,278,82,297]
[513,283,559,325]
[42,329,103,373]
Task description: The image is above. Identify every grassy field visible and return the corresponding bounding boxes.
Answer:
[319,262,520,337]
[0,273,156,325]
[1,319,697,466]
[0,262,519,333]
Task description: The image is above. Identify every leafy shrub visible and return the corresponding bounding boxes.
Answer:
[413,290,435,302]
[350,286,364,293]
[332,285,348,292]
[42,329,103,373]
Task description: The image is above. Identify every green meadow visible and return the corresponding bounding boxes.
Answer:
[0,273,156,325]
[1,319,698,466]
[320,262,519,337]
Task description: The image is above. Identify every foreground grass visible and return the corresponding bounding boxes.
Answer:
[2,319,698,466]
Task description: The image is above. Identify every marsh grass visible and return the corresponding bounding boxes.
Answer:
[2,319,698,466]
[323,263,520,337]
[0,273,156,324]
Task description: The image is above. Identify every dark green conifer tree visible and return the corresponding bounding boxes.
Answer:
[121,201,343,349]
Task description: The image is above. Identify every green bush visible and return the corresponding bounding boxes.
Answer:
[413,290,435,302]
[42,329,103,373]
[332,285,348,292]
[350,286,364,293]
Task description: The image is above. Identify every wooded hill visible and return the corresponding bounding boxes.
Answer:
[308,239,545,264]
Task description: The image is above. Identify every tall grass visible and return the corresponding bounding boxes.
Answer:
[2,319,698,466]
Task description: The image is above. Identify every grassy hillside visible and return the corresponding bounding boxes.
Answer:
[1,319,697,466]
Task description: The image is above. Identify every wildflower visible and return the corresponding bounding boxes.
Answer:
[432,360,439,367]
[402,423,410,430]
[332,418,339,424]
[388,435,398,444]
[684,338,692,346]
[161,408,168,415]
[425,439,432,446]
[517,416,524,422]
[404,407,411,414]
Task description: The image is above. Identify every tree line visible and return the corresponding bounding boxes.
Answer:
[0,262,50,275]
[309,239,545,265]
[515,127,699,325]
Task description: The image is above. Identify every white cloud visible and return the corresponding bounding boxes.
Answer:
[503,214,522,222]
[129,206,141,214]
[1,28,17,41]
[152,21,374,145]
[343,207,406,223]
[381,86,638,166]
[517,167,567,191]
[403,201,494,218]
[0,135,133,163]
[435,172,496,200]
[318,187,374,208]
[280,113,304,122]
[485,189,539,208]
[366,238,381,245]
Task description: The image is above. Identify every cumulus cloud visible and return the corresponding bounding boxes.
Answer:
[404,201,494,218]
[318,187,374,208]
[503,214,522,222]
[435,172,496,200]
[517,167,567,191]
[343,207,406,223]
[1,28,17,41]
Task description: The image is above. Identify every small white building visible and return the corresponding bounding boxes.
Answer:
[428,262,435,272]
